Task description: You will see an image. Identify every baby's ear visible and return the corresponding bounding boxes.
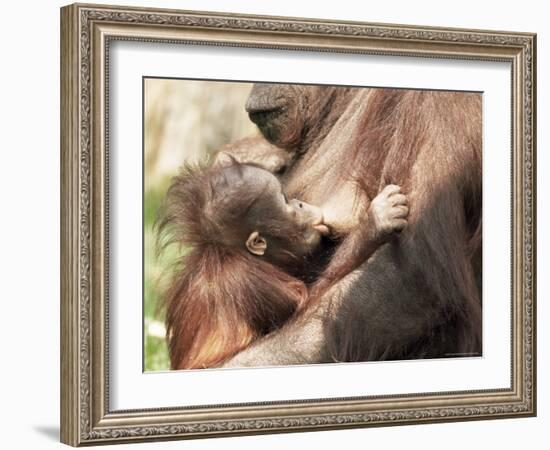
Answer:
[213,151,238,168]
[245,231,267,256]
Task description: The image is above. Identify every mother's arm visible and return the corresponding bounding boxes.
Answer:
[222,246,382,367]
[221,304,327,367]
[221,261,364,368]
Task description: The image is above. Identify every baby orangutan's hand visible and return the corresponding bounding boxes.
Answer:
[368,184,409,238]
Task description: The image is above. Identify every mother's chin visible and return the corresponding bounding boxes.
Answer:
[247,107,285,144]
[245,84,305,149]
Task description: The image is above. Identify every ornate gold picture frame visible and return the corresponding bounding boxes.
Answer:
[60,3,536,446]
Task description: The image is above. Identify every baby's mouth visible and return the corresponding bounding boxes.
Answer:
[312,220,330,236]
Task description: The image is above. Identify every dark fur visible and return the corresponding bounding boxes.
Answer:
[243,86,482,362]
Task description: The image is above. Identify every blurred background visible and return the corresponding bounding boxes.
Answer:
[144,78,258,371]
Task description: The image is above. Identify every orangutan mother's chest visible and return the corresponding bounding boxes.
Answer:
[282,157,368,232]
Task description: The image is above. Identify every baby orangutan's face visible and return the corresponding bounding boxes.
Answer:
[238,165,329,263]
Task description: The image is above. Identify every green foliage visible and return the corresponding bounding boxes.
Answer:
[143,183,173,372]
[144,184,169,228]
[144,329,170,372]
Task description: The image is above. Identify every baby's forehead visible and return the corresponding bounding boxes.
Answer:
[210,164,280,208]
[238,165,281,191]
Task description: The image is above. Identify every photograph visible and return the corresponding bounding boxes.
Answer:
[1,0,546,446]
[143,79,483,372]
[59,3,536,445]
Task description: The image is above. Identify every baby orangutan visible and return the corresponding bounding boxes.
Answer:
[158,156,408,370]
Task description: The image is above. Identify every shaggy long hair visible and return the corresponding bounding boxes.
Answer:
[247,85,482,362]
[319,89,482,360]
[157,162,308,369]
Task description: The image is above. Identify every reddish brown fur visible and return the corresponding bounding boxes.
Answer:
[158,163,308,369]
[325,89,482,360]
[236,85,482,363]
[164,246,307,369]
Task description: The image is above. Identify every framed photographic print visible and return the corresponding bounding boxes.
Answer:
[60,3,537,446]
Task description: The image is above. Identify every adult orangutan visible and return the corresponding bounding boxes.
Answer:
[221,84,482,366]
